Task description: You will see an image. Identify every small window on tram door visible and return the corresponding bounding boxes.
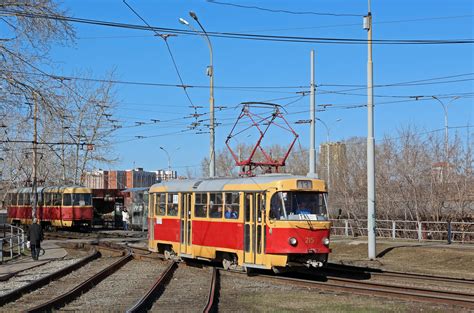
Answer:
[194,193,208,218]
[156,193,166,216]
[63,194,72,206]
[167,193,178,216]
[209,193,223,218]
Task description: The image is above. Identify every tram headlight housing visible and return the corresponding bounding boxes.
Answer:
[322,237,330,246]
[289,237,298,246]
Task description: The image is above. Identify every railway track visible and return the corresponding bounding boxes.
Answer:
[326,262,474,284]
[0,241,218,312]
[3,239,470,311]
[147,262,219,312]
[248,270,474,309]
[0,250,99,306]
[0,252,127,312]
[322,262,474,294]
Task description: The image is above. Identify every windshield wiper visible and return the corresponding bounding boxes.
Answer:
[301,213,315,231]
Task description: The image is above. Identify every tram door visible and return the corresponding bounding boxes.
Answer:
[180,193,192,255]
[243,193,265,265]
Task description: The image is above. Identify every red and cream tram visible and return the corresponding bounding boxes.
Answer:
[6,186,93,229]
[148,174,331,271]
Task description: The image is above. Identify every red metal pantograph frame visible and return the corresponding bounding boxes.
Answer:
[225,102,298,176]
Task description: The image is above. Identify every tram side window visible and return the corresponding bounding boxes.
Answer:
[18,193,24,205]
[194,193,208,218]
[167,193,178,216]
[225,192,240,219]
[73,194,92,206]
[45,194,52,206]
[53,193,62,206]
[209,193,223,218]
[25,193,32,205]
[63,194,72,206]
[9,193,18,206]
[155,193,166,216]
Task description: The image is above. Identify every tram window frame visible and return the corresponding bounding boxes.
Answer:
[209,192,223,218]
[225,192,240,219]
[63,193,72,206]
[53,193,62,206]
[45,193,52,206]
[10,193,17,206]
[149,193,155,217]
[155,193,166,216]
[167,193,178,216]
[25,193,31,205]
[194,193,208,218]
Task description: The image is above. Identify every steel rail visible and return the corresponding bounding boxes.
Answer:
[203,267,220,313]
[0,261,48,282]
[0,249,100,306]
[253,273,474,309]
[126,261,177,313]
[326,262,474,284]
[26,250,133,313]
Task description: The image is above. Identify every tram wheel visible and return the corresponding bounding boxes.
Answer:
[222,258,232,270]
[164,248,176,260]
[222,253,237,270]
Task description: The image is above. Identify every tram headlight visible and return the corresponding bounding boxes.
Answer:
[322,237,330,246]
[288,237,298,246]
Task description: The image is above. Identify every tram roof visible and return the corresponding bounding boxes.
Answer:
[9,185,91,193]
[150,174,323,193]
[122,187,149,193]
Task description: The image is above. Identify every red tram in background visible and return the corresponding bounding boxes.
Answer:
[148,174,331,272]
[6,186,93,229]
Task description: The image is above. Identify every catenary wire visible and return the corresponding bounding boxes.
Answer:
[1,9,473,45]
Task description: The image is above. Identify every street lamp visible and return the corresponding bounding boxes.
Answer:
[159,146,171,172]
[316,118,342,192]
[431,96,460,170]
[179,12,215,178]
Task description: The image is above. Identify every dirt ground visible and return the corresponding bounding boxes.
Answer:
[329,238,474,279]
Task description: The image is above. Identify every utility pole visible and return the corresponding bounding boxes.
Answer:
[32,92,38,220]
[61,114,66,184]
[364,0,376,260]
[308,50,317,178]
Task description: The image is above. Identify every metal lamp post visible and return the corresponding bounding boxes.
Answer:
[316,118,341,192]
[159,146,171,172]
[431,96,460,173]
[179,12,215,178]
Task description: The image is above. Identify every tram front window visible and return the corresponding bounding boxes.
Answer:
[270,191,327,221]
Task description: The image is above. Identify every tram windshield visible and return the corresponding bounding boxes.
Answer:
[270,191,328,221]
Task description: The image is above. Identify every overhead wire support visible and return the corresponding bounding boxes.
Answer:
[122,0,201,126]
[1,9,473,45]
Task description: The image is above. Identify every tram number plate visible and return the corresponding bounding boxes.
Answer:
[305,237,315,244]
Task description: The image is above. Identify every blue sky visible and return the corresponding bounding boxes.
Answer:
[47,0,473,174]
